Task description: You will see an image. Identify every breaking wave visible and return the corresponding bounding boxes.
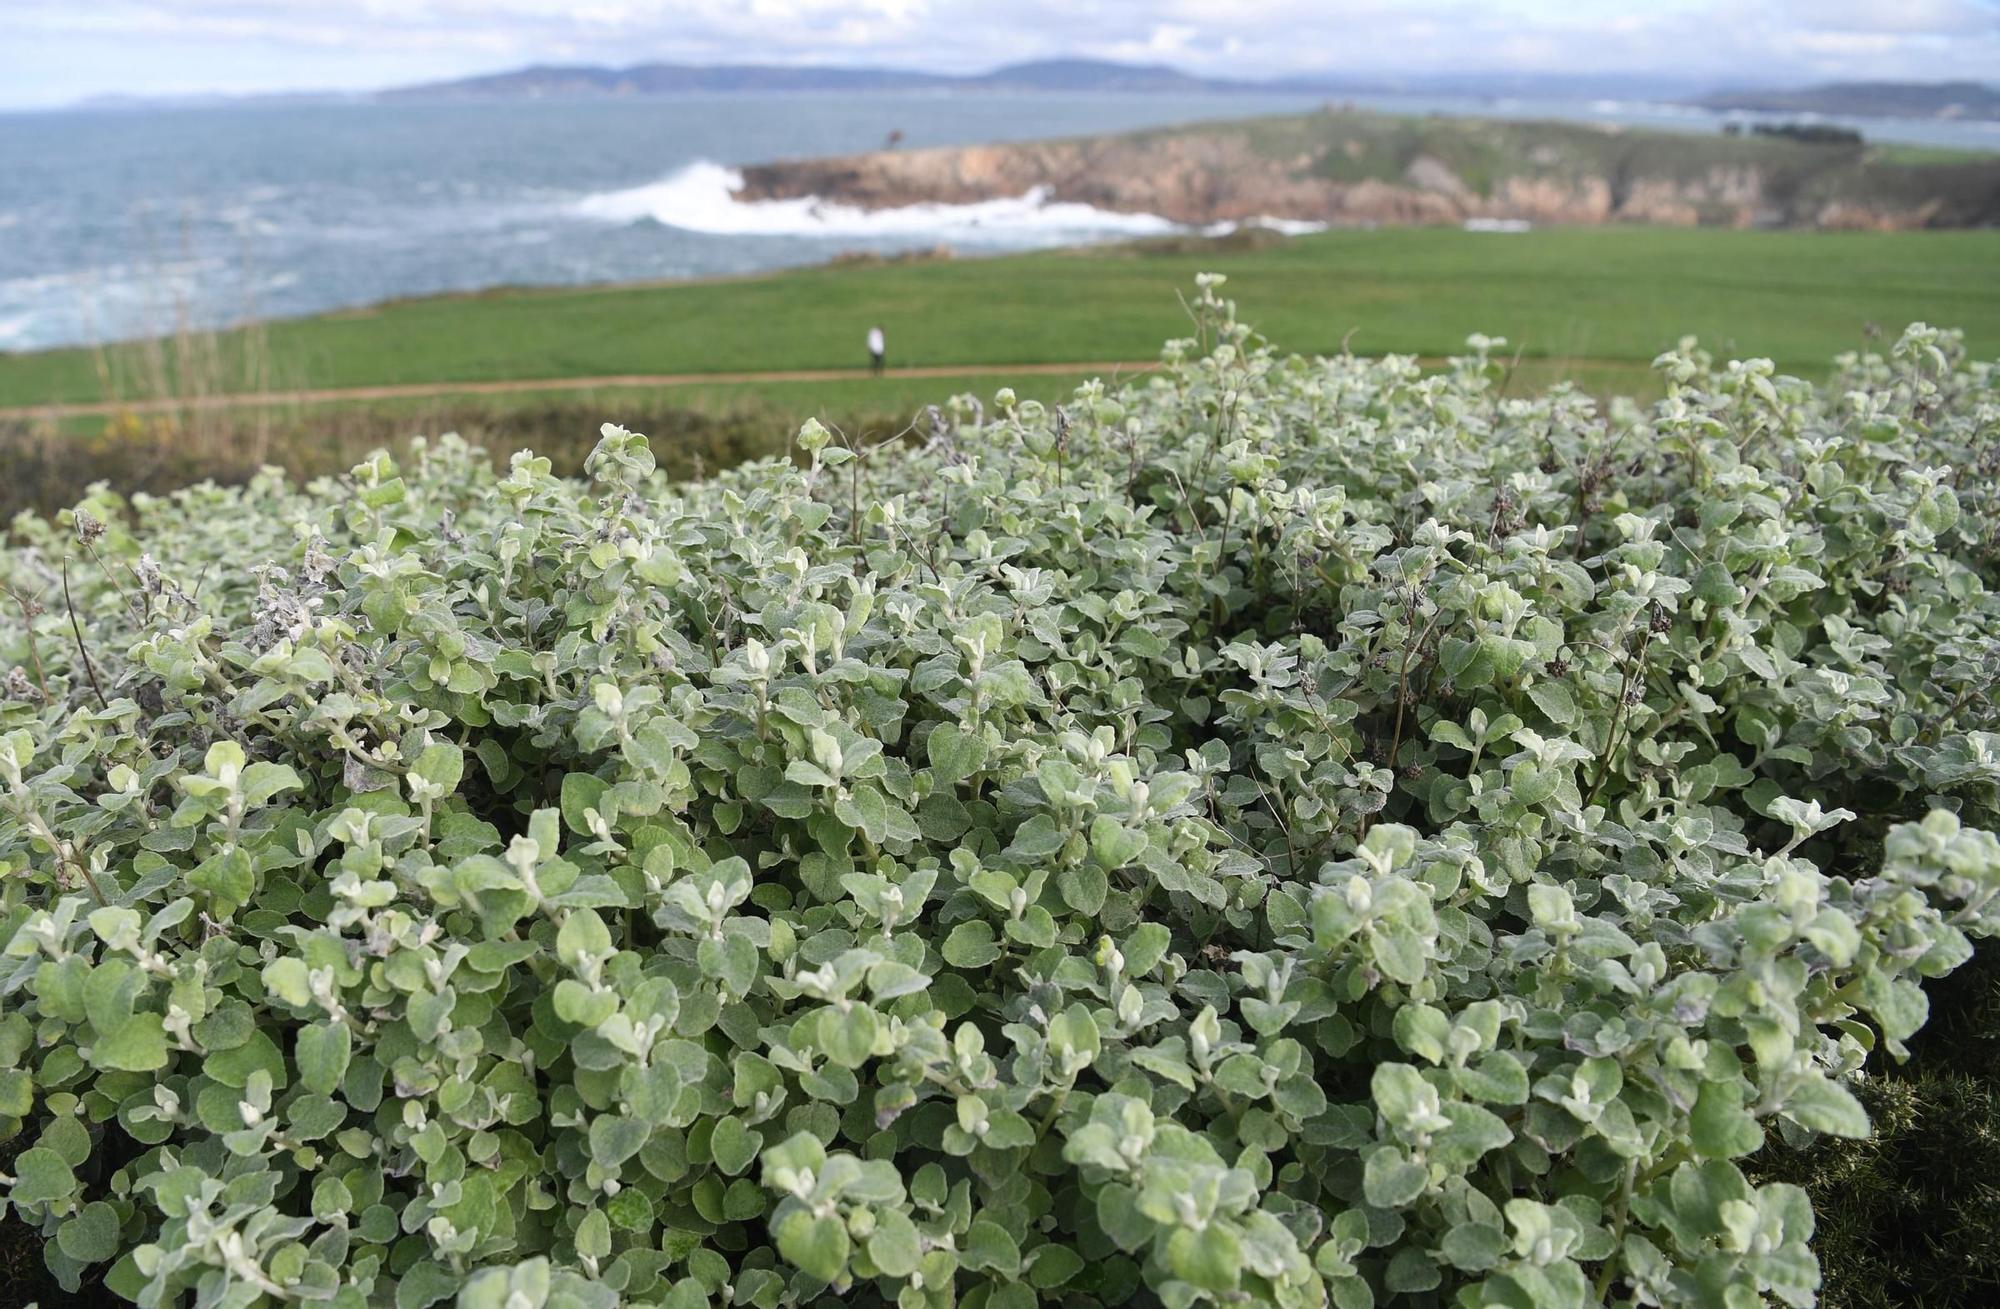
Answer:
[573,160,1181,243]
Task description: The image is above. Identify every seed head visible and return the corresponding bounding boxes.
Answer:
[4,667,38,702]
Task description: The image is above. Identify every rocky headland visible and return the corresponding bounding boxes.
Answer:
[737,109,2000,231]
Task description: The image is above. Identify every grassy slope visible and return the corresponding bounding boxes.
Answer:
[1207,109,2000,206]
[3,227,1998,413]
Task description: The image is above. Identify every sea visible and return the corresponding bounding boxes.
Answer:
[2,90,1995,353]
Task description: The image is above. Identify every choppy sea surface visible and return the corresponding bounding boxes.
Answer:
[1,90,1993,352]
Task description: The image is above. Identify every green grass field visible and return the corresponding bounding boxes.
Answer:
[3,226,1996,416]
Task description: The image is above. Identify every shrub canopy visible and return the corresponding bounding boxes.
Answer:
[2,280,1999,1309]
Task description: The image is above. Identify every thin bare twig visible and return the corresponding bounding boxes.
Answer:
[61,557,109,710]
[1495,340,1527,400]
[1386,607,1445,778]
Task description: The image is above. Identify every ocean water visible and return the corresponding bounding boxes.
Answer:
[2,90,1994,353]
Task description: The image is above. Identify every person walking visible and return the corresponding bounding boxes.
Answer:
[867,325,886,376]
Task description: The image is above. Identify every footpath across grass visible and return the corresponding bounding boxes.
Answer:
[2,226,1997,413]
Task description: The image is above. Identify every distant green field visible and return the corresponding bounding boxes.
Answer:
[3,226,1997,412]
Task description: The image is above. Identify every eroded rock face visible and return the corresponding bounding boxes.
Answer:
[1403,155,1476,204]
[737,136,1335,224]
[733,124,1979,230]
[1814,200,1946,231]
[1489,176,1613,225]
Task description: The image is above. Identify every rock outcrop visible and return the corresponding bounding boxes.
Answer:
[734,112,2000,231]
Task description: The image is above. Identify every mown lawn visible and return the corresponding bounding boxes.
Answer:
[2,226,1996,412]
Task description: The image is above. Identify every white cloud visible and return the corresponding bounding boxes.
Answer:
[1778,0,1996,36]
[2,0,1996,107]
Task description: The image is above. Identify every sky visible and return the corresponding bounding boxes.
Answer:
[1,0,1996,110]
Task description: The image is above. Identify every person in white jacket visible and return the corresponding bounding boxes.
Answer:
[867,325,886,376]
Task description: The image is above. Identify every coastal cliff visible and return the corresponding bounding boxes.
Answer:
[737,109,2000,230]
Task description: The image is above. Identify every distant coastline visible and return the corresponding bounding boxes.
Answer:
[1692,80,2000,122]
[388,65,2000,126]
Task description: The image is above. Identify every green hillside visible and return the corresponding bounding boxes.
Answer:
[2,226,1996,416]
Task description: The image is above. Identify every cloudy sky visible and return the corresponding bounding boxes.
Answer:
[2,0,1995,109]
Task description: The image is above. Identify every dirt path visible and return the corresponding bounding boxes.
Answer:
[0,361,1161,422]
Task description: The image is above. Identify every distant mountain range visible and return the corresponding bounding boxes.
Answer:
[1693,81,2000,121]
[382,58,1319,100]
[62,59,1997,125]
[383,63,2000,125]
[378,59,1716,103]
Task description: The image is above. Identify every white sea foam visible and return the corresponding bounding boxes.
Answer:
[573,160,1180,242]
[0,257,227,351]
[1204,215,1329,237]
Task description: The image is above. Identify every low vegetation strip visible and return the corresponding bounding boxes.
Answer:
[0,358,1667,424]
[1,280,1997,1309]
[0,362,1158,423]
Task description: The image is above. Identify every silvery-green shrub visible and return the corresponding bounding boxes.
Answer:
[2,279,1998,1309]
